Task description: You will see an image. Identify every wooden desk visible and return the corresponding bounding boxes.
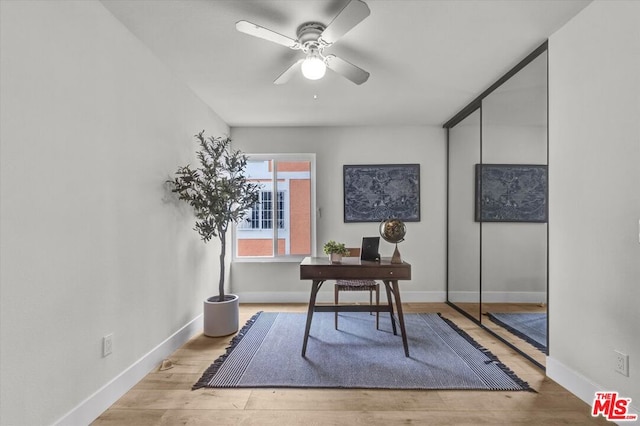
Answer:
[299,256,412,357]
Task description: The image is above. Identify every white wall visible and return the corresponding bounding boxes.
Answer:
[548,0,640,412]
[0,1,227,425]
[230,126,446,303]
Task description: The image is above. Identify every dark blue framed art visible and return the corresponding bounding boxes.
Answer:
[475,164,548,222]
[343,164,420,223]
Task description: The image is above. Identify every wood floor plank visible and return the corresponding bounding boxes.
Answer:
[132,373,202,391]
[244,388,445,411]
[91,409,165,425]
[157,409,505,426]
[486,409,610,424]
[437,389,592,412]
[110,389,252,410]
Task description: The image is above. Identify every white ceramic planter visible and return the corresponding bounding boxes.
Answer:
[203,294,239,337]
[330,253,343,263]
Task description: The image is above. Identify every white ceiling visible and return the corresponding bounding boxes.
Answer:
[100,0,590,127]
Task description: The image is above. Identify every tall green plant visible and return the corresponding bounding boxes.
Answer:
[168,131,261,301]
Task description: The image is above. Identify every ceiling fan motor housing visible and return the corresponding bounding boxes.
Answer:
[297,22,327,51]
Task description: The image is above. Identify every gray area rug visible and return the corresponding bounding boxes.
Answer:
[486,312,547,352]
[194,312,531,391]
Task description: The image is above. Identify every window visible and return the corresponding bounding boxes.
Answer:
[234,154,315,260]
[240,190,285,230]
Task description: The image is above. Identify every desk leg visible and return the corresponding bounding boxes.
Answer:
[391,280,410,357]
[302,279,323,357]
[383,281,397,335]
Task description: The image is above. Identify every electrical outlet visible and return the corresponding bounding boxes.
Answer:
[614,350,629,376]
[103,334,113,357]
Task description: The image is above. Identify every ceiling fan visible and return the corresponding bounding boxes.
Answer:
[236,0,370,85]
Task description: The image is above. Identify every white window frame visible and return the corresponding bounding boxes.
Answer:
[233,153,316,262]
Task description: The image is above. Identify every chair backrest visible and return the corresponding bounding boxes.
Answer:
[346,247,360,257]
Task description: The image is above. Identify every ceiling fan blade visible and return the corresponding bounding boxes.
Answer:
[319,0,370,45]
[274,59,304,84]
[325,54,369,85]
[236,20,300,49]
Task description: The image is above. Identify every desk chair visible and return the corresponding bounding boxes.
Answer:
[334,247,380,329]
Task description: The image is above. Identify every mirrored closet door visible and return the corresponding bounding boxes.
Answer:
[445,43,548,369]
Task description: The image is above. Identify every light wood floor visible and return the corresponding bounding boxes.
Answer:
[93,303,605,425]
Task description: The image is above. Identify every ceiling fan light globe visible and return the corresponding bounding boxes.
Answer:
[301,57,326,80]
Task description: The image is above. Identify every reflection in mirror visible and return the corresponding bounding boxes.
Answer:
[447,109,481,322]
[480,51,548,367]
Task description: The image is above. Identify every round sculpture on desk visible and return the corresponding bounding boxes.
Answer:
[379,218,406,264]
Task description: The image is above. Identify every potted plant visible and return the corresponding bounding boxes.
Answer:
[323,240,349,263]
[168,131,261,337]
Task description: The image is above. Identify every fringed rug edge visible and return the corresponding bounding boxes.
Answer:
[436,313,535,392]
[192,311,263,390]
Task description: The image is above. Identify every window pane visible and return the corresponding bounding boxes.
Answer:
[261,191,272,229]
[250,202,259,229]
[236,160,273,257]
[276,160,311,256]
[277,191,285,229]
[236,157,312,258]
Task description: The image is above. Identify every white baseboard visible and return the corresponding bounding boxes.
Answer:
[482,291,546,303]
[448,291,546,304]
[53,314,203,426]
[235,291,446,304]
[546,356,639,425]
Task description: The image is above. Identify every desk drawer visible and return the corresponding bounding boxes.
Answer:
[374,267,411,280]
[300,265,411,280]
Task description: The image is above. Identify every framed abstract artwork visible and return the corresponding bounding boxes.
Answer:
[475,164,548,222]
[343,164,420,222]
